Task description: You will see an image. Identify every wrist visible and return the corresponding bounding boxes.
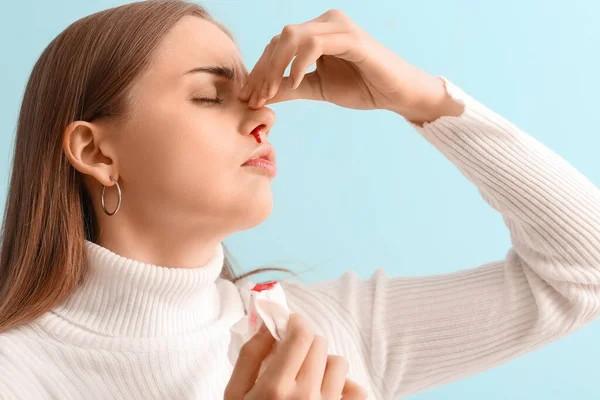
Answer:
[391,75,465,127]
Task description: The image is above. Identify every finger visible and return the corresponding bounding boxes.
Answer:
[295,335,328,392]
[249,91,259,109]
[290,33,355,90]
[308,8,351,24]
[262,32,357,109]
[265,70,323,106]
[259,313,314,388]
[341,378,368,400]
[264,21,347,100]
[242,53,272,104]
[250,9,353,107]
[320,355,349,400]
[240,38,277,103]
[240,40,273,101]
[224,324,275,399]
[249,37,282,108]
[288,39,322,91]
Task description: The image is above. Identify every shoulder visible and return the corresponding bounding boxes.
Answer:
[0,323,51,399]
[0,320,54,368]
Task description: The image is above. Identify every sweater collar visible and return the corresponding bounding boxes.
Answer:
[52,239,226,338]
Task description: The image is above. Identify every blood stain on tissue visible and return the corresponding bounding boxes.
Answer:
[252,281,277,292]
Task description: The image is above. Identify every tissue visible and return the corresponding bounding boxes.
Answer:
[228,280,291,374]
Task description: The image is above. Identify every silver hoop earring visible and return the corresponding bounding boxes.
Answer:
[101,176,122,216]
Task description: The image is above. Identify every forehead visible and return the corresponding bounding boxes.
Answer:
[148,16,245,81]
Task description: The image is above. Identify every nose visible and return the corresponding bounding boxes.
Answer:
[240,106,276,143]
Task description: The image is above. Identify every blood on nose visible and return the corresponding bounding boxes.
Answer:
[251,124,265,143]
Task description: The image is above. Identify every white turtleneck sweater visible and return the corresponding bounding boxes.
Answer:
[1,77,599,400]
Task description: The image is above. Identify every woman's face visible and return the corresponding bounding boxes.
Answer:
[68,16,277,267]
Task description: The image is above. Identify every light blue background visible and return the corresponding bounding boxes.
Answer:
[1,0,599,399]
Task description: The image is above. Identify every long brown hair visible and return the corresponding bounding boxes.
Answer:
[0,0,297,334]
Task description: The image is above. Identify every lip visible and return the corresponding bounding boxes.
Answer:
[242,158,277,177]
[242,143,276,166]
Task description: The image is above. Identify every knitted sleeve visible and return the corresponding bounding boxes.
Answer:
[281,78,600,399]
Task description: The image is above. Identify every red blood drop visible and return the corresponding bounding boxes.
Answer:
[251,125,264,143]
[252,281,277,292]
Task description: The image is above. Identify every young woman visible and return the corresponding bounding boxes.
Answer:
[0,0,598,399]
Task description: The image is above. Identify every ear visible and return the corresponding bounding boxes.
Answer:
[62,120,119,187]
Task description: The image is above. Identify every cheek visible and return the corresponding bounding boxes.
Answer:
[118,105,240,205]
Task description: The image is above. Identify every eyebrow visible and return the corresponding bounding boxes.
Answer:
[182,66,236,80]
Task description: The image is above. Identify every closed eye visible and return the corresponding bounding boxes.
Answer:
[192,97,223,105]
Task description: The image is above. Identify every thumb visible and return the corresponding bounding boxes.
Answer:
[224,323,275,399]
[265,71,323,106]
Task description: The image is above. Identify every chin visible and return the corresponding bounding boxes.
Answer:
[241,197,274,230]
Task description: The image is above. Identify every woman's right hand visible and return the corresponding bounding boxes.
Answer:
[224,313,368,399]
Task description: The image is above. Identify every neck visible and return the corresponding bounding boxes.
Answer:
[96,229,225,270]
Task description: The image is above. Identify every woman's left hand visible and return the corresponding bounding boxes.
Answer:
[239,9,463,123]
